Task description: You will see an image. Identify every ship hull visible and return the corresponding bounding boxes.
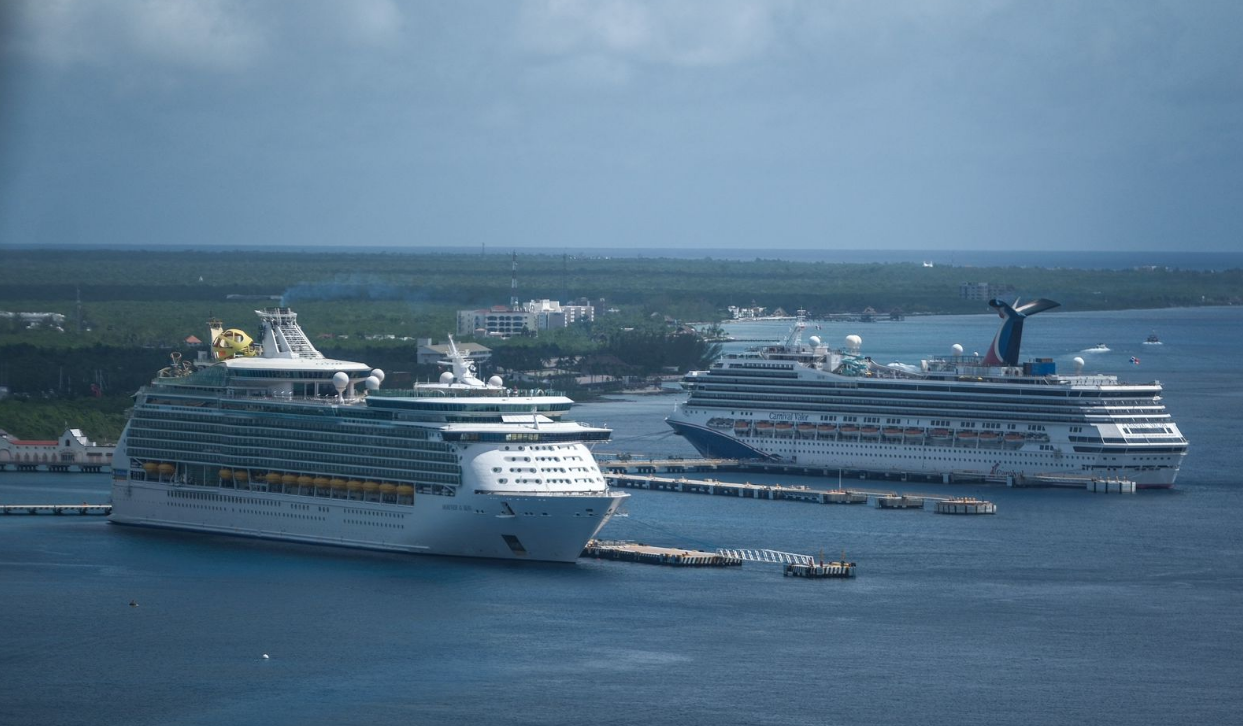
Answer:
[110,478,625,563]
[667,417,1179,489]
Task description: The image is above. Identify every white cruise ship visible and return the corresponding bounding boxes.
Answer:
[110,308,626,562]
[667,299,1187,488]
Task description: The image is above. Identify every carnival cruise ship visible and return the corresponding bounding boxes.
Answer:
[667,299,1187,488]
[110,308,626,562]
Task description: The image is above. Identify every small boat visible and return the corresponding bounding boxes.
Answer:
[839,425,860,436]
[978,431,1001,446]
[796,423,817,436]
[956,430,979,444]
[1083,344,1110,353]
[860,426,880,437]
[929,428,952,443]
[1144,333,1162,345]
[882,427,903,439]
[755,421,775,433]
[734,420,751,432]
[775,422,795,436]
[816,424,837,434]
[1003,432,1026,447]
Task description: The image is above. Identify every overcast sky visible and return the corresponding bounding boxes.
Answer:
[1,1,1240,252]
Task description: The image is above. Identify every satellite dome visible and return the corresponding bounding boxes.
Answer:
[845,334,862,350]
[488,375,504,387]
[331,372,349,392]
[364,375,381,391]
[809,335,821,346]
[1073,356,1085,372]
[439,371,455,384]
[370,368,385,382]
[951,343,964,355]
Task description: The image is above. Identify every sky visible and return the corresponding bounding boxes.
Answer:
[1,0,1240,252]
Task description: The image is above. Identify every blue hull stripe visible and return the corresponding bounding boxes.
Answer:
[665,420,777,461]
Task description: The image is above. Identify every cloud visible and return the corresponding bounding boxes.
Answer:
[8,0,266,71]
[516,0,788,72]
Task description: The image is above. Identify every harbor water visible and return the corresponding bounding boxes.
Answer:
[1,306,1241,725]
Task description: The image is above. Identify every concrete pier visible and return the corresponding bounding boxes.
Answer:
[784,560,856,578]
[1,504,112,516]
[582,540,742,567]
[934,498,998,515]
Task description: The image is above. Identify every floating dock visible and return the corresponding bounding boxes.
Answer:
[934,497,997,515]
[582,540,742,567]
[875,495,925,510]
[1,504,112,516]
[784,560,856,578]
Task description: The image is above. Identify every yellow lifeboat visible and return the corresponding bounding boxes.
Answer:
[142,462,159,474]
[297,475,313,487]
[329,478,347,490]
[379,483,397,494]
[346,480,363,494]
[266,472,283,485]
[158,463,175,476]
[396,485,414,497]
[234,470,249,482]
[362,481,380,492]
[219,469,233,480]
[313,476,330,488]
[282,473,298,486]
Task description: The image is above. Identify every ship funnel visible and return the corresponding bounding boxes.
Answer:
[983,298,1060,366]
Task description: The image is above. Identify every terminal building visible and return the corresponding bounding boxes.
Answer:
[0,428,115,471]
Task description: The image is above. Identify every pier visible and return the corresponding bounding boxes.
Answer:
[597,456,1133,493]
[582,540,742,567]
[604,473,995,514]
[1,504,112,516]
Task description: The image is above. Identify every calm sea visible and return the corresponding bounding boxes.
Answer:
[1,307,1240,726]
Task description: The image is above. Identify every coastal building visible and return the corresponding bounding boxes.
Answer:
[457,299,595,339]
[415,339,492,367]
[960,282,1015,301]
[0,428,115,469]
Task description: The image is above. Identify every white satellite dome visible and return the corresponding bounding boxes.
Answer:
[1073,356,1085,372]
[951,343,964,356]
[364,375,381,391]
[370,368,385,382]
[809,335,822,346]
[331,371,349,393]
[488,375,504,388]
[439,371,455,384]
[845,334,862,351]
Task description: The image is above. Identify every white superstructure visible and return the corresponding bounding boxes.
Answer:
[110,309,626,562]
[667,301,1187,488]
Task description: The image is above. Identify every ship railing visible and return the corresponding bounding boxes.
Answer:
[370,387,566,399]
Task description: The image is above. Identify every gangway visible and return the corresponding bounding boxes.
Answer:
[715,548,814,566]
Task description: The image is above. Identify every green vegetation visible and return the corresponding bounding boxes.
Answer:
[1,248,1238,439]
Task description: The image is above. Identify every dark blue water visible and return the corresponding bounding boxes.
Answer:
[2,308,1240,725]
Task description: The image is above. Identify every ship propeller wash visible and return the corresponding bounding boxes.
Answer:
[667,299,1187,488]
[110,308,627,562]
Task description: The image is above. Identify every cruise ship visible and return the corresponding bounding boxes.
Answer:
[667,299,1187,488]
[109,308,627,562]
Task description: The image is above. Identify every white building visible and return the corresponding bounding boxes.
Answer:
[457,299,595,338]
[0,428,115,471]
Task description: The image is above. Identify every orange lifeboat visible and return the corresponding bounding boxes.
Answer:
[158,463,175,476]
[234,470,249,482]
[219,469,233,481]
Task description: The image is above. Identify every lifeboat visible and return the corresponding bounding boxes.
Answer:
[882,427,903,439]
[817,424,836,434]
[957,431,979,445]
[142,462,159,475]
[734,421,751,432]
[396,484,414,498]
[979,432,1001,446]
[363,481,380,492]
[313,476,330,488]
[756,421,775,433]
[904,427,924,437]
[796,423,817,435]
[158,463,175,476]
[282,473,298,486]
[297,475,313,488]
[234,470,249,482]
[329,478,347,489]
[379,483,397,494]
[775,422,794,436]
[860,426,880,437]
[346,480,363,491]
[1003,433,1025,448]
[929,428,952,444]
[219,468,233,481]
[266,472,282,485]
[839,424,860,436]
